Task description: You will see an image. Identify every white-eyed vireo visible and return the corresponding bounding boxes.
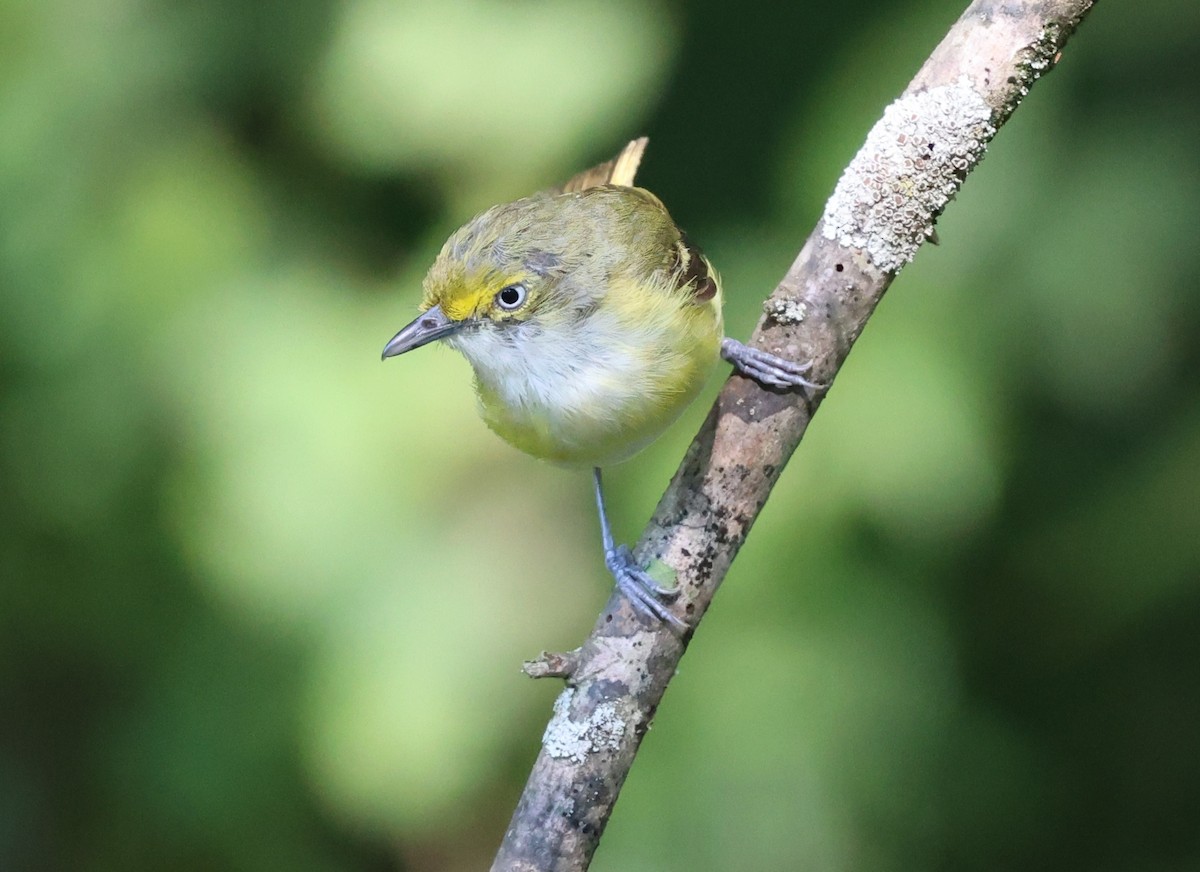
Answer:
[383,139,815,628]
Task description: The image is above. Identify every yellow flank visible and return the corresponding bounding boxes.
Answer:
[396,141,727,469]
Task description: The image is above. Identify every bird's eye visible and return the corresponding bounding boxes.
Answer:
[496,283,527,310]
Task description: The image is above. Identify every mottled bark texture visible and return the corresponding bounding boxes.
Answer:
[492,2,1096,870]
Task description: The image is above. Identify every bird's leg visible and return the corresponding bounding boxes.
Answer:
[593,468,685,630]
[721,337,823,390]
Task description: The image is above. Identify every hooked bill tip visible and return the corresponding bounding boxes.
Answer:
[380,304,459,360]
[381,334,403,360]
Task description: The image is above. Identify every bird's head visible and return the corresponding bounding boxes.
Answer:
[383,195,587,359]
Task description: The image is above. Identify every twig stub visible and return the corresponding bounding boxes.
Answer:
[523,649,583,680]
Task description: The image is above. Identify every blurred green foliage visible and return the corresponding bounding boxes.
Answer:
[2,0,1198,870]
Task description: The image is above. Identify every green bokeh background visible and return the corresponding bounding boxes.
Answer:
[3,0,1198,869]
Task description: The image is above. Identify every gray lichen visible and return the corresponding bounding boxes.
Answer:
[542,688,626,765]
[821,75,996,273]
[763,297,808,325]
[1001,26,1063,117]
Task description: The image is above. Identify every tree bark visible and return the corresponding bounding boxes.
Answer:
[492,2,1097,869]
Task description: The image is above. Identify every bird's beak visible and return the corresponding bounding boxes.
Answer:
[381,304,462,359]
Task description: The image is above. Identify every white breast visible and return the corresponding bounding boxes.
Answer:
[448,311,674,420]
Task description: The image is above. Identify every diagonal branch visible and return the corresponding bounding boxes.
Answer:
[492,2,1096,870]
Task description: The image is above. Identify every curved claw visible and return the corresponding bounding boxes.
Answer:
[608,545,679,599]
[605,546,685,629]
[721,337,825,391]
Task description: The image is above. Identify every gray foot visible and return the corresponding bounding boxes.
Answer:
[593,467,686,630]
[605,544,685,630]
[721,337,823,390]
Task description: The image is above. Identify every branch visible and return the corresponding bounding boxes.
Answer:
[492,2,1096,869]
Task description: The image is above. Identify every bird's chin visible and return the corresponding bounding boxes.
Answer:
[442,329,471,355]
[447,325,531,381]
[443,324,488,361]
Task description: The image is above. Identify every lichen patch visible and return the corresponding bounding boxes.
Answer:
[763,297,808,325]
[821,76,996,273]
[542,688,626,764]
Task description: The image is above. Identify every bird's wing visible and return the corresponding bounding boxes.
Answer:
[555,140,718,304]
[669,234,718,302]
[556,137,648,193]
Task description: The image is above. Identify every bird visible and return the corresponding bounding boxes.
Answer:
[382,138,816,629]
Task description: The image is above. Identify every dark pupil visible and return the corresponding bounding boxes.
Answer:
[500,286,522,307]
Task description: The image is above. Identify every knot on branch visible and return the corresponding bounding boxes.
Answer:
[523,649,582,680]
